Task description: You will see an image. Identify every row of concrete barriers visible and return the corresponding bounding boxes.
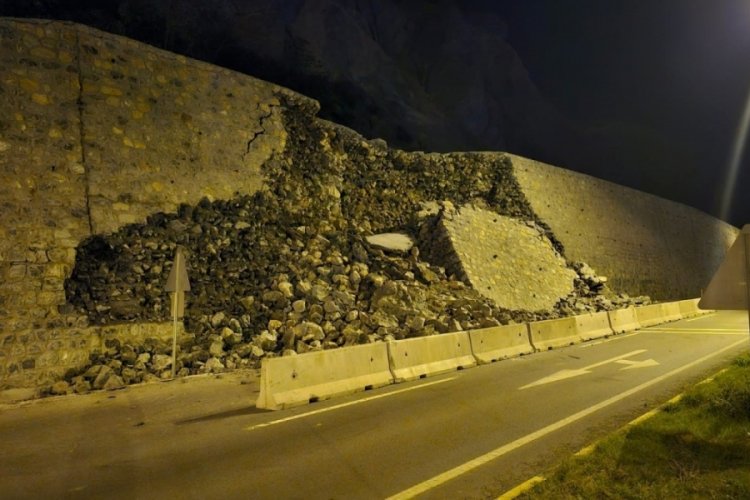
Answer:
[255,299,706,410]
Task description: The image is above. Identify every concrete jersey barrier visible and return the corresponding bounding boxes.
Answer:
[635,303,667,328]
[661,302,683,322]
[387,331,476,382]
[528,316,580,350]
[608,307,641,333]
[575,311,614,341]
[255,343,393,410]
[469,324,533,363]
[255,301,704,410]
[678,299,701,318]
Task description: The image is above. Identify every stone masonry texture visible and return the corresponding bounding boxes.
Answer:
[0,19,737,392]
[435,205,576,311]
[510,154,738,300]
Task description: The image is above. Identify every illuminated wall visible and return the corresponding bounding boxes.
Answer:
[511,154,738,300]
[0,18,737,390]
[0,18,296,388]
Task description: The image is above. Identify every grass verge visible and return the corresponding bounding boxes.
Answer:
[518,353,750,499]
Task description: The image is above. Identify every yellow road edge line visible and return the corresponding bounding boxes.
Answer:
[496,476,545,500]
[496,356,741,499]
[246,376,457,431]
[387,337,748,500]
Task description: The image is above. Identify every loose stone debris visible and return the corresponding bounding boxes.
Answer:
[55,94,649,394]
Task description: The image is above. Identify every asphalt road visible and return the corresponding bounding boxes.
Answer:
[1,311,748,499]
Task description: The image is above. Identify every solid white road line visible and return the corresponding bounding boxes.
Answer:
[246,377,457,431]
[498,368,731,499]
[386,338,748,500]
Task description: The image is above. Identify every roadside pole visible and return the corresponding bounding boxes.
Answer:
[165,247,190,380]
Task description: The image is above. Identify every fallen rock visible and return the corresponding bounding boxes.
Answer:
[92,365,113,390]
[103,375,125,391]
[151,354,173,372]
[49,381,71,396]
[203,357,224,373]
[209,340,225,358]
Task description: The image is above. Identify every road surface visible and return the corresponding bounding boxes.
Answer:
[1,311,748,499]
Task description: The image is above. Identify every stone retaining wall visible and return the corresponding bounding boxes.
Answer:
[0,321,182,389]
[0,19,737,390]
[424,204,577,311]
[510,154,738,300]
[0,17,296,321]
[0,18,299,388]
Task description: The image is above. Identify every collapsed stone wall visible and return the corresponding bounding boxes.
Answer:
[510,155,738,300]
[61,97,590,390]
[0,18,293,388]
[0,19,735,393]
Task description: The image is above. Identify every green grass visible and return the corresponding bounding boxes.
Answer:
[519,354,750,499]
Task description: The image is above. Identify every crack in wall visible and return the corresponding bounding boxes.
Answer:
[74,28,94,235]
[242,103,276,159]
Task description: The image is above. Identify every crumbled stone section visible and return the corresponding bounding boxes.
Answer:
[0,19,668,394]
[53,90,653,392]
[429,204,576,311]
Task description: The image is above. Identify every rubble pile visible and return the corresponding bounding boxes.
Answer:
[59,94,648,392]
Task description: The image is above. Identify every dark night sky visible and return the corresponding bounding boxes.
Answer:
[3,0,750,226]
[494,0,750,227]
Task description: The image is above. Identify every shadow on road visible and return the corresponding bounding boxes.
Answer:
[174,405,270,425]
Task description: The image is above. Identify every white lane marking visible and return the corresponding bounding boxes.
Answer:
[246,377,457,431]
[616,358,659,370]
[648,327,747,335]
[519,350,646,390]
[685,312,717,322]
[579,331,642,349]
[499,367,730,499]
[386,338,748,500]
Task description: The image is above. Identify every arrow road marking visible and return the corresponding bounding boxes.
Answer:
[519,349,647,390]
[390,338,747,500]
[616,358,659,370]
